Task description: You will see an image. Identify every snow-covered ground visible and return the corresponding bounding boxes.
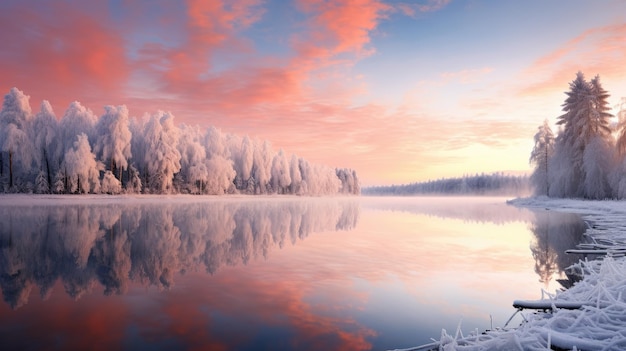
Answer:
[391,196,626,351]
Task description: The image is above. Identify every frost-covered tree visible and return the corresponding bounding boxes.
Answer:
[35,170,49,194]
[551,72,590,197]
[101,170,122,194]
[289,154,303,195]
[583,75,614,199]
[142,111,181,194]
[202,126,236,194]
[529,120,555,196]
[225,134,256,192]
[59,101,97,155]
[63,133,103,194]
[336,168,360,195]
[252,140,273,194]
[550,72,614,198]
[177,124,209,193]
[204,126,229,159]
[0,87,361,196]
[0,87,35,189]
[589,75,613,139]
[205,155,236,195]
[33,101,59,191]
[582,136,614,199]
[300,160,341,195]
[126,165,143,194]
[616,98,626,156]
[270,149,291,193]
[95,105,132,182]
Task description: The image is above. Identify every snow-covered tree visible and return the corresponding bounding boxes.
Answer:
[589,75,613,139]
[59,101,97,155]
[289,154,303,195]
[32,101,58,192]
[63,133,103,194]
[252,140,273,194]
[550,72,614,198]
[95,105,132,182]
[270,149,291,193]
[177,124,209,193]
[204,126,229,159]
[551,72,590,197]
[35,170,49,194]
[142,111,181,194]
[336,168,360,194]
[529,120,555,196]
[582,136,614,199]
[612,98,626,198]
[126,165,143,194]
[101,170,122,194]
[0,87,360,196]
[0,87,35,189]
[205,155,236,195]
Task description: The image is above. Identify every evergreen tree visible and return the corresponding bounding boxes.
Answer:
[530,120,554,196]
[552,72,590,197]
[550,72,614,198]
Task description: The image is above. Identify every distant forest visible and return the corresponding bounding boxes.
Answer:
[363,172,530,196]
[0,88,359,195]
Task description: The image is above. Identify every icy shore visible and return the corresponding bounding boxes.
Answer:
[392,196,626,351]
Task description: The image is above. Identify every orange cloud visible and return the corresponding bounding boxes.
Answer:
[293,0,390,60]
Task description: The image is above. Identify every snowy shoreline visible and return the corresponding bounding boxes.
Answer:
[393,196,626,351]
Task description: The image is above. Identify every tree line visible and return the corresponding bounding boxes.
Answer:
[530,72,626,199]
[0,88,360,195]
[362,172,529,196]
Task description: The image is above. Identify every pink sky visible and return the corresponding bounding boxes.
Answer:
[2,0,626,185]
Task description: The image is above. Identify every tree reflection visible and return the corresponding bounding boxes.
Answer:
[0,199,359,309]
[529,210,586,287]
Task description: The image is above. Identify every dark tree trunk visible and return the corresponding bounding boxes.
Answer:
[44,149,51,191]
[64,166,68,194]
[9,150,13,188]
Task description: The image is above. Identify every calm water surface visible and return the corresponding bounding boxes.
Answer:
[0,196,585,350]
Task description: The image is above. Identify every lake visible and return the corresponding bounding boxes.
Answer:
[0,195,585,350]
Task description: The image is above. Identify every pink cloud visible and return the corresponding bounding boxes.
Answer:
[398,0,452,16]
[1,0,517,186]
[0,1,129,112]
[293,0,391,60]
[519,23,626,97]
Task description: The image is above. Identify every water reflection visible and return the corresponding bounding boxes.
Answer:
[0,196,589,350]
[0,198,359,309]
[529,210,586,287]
[360,196,535,224]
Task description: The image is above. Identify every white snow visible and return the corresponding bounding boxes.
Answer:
[391,196,626,351]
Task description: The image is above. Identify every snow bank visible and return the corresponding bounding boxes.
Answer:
[391,196,626,351]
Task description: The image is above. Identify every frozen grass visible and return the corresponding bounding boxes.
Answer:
[391,196,626,351]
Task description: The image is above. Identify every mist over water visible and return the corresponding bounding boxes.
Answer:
[0,196,586,350]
